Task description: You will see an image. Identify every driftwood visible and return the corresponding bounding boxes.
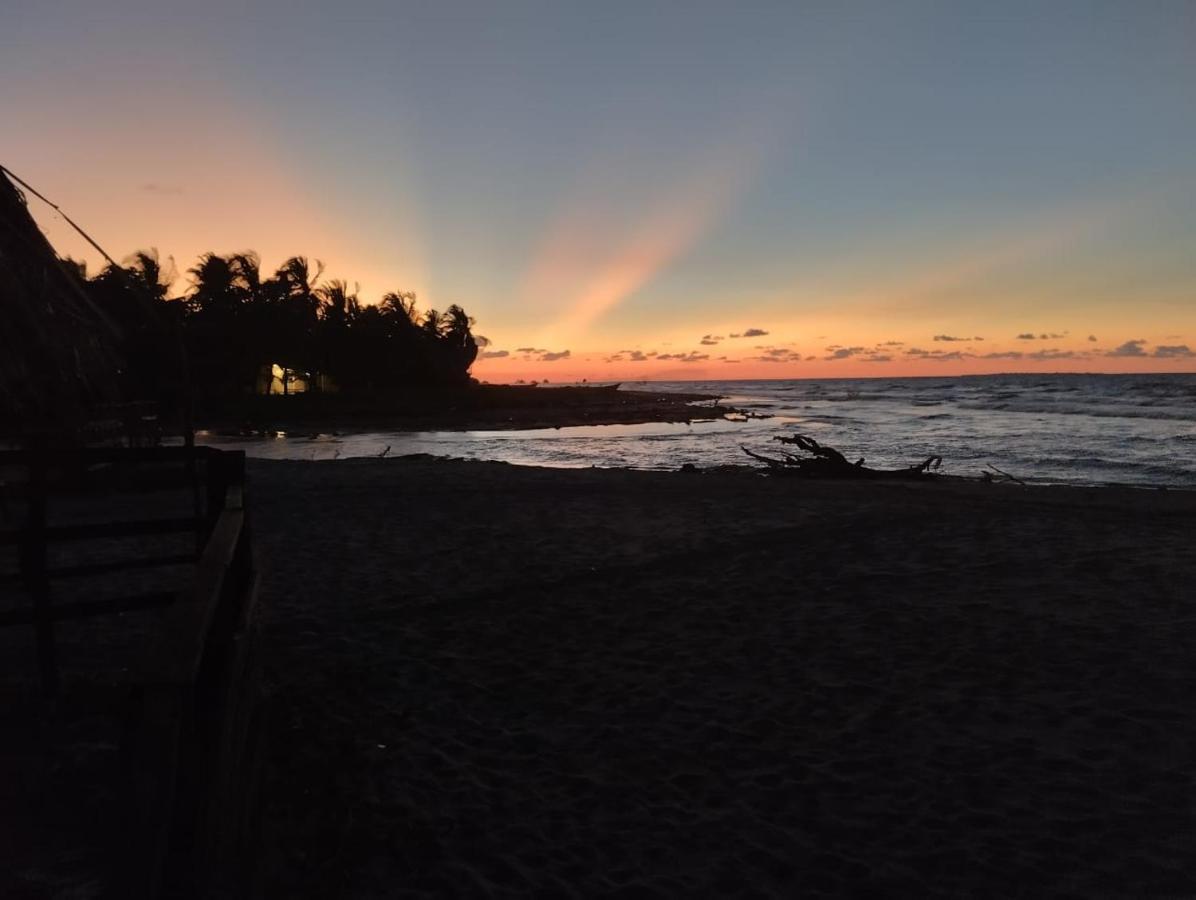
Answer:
[742,434,942,479]
[980,464,1025,485]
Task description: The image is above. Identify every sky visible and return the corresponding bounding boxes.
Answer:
[3,0,1195,381]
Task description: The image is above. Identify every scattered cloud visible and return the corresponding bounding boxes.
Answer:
[1108,339,1148,357]
[1087,334,1097,342]
[981,351,1024,360]
[880,340,905,347]
[1027,348,1076,360]
[657,351,709,363]
[752,347,804,363]
[934,334,983,342]
[906,347,973,361]
[824,346,865,360]
[862,354,892,363]
[515,346,542,354]
[1153,344,1195,358]
[627,350,649,362]
[734,328,768,338]
[539,350,571,361]
[699,338,719,346]
[480,349,509,359]
[1016,333,1037,340]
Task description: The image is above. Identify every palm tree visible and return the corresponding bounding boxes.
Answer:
[316,279,360,389]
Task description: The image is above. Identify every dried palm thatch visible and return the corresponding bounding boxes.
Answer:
[0,167,122,432]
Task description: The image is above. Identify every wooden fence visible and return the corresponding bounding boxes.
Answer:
[0,446,264,898]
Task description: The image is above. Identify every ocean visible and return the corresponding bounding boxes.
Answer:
[200,373,1196,488]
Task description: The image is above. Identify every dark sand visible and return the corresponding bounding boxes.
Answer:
[251,458,1196,897]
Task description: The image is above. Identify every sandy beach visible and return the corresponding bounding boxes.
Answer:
[246,457,1196,897]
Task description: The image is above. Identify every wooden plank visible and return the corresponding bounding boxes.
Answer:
[48,552,196,580]
[141,508,244,687]
[0,515,200,545]
[0,552,194,586]
[118,685,188,900]
[0,445,221,466]
[24,453,57,695]
[0,590,178,627]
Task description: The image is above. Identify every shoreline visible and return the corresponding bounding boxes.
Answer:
[198,384,740,435]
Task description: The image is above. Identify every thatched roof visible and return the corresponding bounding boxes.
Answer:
[0,168,121,430]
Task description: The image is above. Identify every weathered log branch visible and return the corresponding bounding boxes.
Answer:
[742,434,942,479]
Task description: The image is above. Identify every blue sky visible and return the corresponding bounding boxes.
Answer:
[4,1,1195,377]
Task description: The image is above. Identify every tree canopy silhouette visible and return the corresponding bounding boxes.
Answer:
[73,249,484,411]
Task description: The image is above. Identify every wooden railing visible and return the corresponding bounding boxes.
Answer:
[0,446,263,898]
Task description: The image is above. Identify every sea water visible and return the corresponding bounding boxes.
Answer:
[200,373,1196,488]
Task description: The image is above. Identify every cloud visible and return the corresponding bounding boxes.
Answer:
[480,349,509,359]
[934,334,982,342]
[732,328,768,338]
[880,340,905,347]
[515,346,541,354]
[657,351,709,363]
[906,347,973,361]
[627,350,649,362]
[1153,344,1195,358]
[862,354,892,363]
[699,338,719,346]
[1027,348,1075,360]
[981,351,1024,359]
[140,182,184,195]
[1108,339,1148,357]
[1087,335,1097,342]
[539,350,571,361]
[1016,333,1037,340]
[1019,331,1067,340]
[752,347,804,363]
[824,346,865,360]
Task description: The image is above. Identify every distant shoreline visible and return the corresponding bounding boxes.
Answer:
[198,384,740,435]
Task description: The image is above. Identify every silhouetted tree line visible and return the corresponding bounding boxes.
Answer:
[71,250,483,410]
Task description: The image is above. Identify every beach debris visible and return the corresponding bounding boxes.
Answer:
[741,433,942,479]
[980,464,1025,485]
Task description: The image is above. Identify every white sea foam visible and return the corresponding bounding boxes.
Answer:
[202,374,1196,488]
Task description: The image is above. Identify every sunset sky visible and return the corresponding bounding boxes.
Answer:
[4,1,1195,380]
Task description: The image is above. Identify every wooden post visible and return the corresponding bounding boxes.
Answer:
[205,451,227,539]
[23,451,58,696]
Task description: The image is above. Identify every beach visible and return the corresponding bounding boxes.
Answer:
[250,457,1196,897]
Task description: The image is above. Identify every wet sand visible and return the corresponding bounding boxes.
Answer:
[251,458,1196,897]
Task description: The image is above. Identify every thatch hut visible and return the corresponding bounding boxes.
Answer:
[0,168,122,434]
